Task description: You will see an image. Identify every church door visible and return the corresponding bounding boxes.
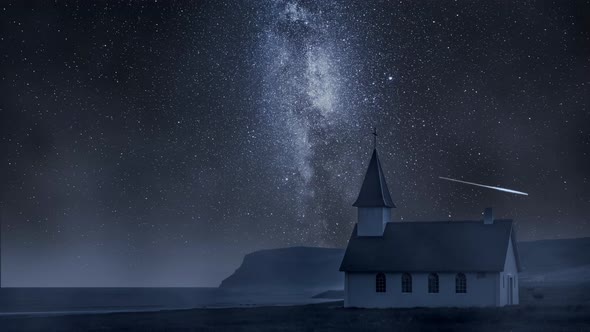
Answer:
[508,276,514,305]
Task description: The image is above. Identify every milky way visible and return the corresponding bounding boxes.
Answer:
[257,1,356,243]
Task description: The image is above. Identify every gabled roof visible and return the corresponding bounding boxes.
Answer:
[340,220,521,272]
[353,149,395,208]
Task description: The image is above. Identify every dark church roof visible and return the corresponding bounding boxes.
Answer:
[353,149,395,208]
[340,220,521,272]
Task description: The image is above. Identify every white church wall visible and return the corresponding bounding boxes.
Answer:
[346,272,393,308]
[346,271,499,308]
[500,236,519,305]
[357,208,390,236]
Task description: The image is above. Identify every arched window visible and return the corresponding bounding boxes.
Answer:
[456,273,467,293]
[428,273,439,293]
[376,273,386,293]
[401,273,412,293]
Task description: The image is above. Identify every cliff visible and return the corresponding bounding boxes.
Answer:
[219,246,344,291]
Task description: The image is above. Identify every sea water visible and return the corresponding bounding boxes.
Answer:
[0,288,328,315]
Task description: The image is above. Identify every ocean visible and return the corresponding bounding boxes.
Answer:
[0,288,328,316]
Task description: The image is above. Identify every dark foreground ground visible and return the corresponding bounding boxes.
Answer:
[1,301,589,332]
[1,282,589,332]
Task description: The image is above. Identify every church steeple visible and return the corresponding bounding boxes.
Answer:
[353,148,395,208]
[354,131,395,237]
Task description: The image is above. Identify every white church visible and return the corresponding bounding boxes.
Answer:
[340,147,521,308]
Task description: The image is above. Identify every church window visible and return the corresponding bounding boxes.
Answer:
[428,273,439,293]
[401,273,412,293]
[376,273,386,293]
[456,273,467,293]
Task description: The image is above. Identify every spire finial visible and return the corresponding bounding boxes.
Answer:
[372,127,377,149]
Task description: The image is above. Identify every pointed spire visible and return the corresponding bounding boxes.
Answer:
[353,148,395,208]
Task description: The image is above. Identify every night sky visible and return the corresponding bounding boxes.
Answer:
[1,1,589,286]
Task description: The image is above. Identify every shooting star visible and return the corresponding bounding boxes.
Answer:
[439,176,528,196]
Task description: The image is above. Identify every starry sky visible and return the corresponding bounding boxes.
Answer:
[1,0,589,286]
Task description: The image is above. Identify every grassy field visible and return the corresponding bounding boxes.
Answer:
[1,301,589,332]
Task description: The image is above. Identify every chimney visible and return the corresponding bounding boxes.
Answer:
[484,207,494,224]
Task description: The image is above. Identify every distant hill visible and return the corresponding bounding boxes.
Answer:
[219,247,344,291]
[219,238,590,290]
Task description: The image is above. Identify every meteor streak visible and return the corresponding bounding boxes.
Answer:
[439,176,529,196]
